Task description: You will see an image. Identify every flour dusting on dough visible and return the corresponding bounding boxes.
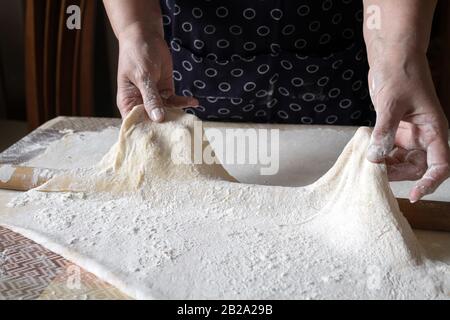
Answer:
[2,105,449,300]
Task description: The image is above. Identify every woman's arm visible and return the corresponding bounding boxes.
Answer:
[103,0,163,40]
[103,0,198,121]
[363,0,435,61]
[363,0,450,203]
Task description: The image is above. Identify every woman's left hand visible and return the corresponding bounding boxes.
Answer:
[366,46,450,203]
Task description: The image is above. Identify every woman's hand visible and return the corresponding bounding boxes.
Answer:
[366,45,450,203]
[116,26,198,121]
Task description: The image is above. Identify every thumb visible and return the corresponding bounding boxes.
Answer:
[367,109,402,163]
[136,77,165,122]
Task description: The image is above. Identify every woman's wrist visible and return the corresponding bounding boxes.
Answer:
[117,21,164,44]
[366,37,427,70]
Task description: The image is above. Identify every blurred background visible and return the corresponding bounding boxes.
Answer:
[0,0,449,151]
[0,0,119,151]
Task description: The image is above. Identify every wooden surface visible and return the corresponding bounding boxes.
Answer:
[398,199,450,233]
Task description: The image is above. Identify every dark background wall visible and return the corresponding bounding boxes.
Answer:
[0,0,25,120]
[94,3,118,118]
[0,0,119,123]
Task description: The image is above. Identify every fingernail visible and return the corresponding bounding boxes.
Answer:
[189,98,199,106]
[410,185,428,203]
[150,108,164,122]
[409,191,420,203]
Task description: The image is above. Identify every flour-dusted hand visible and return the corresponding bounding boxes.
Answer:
[366,48,450,203]
[116,29,198,121]
[103,0,198,122]
[363,0,450,203]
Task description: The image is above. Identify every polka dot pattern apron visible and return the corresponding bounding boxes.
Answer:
[160,0,375,125]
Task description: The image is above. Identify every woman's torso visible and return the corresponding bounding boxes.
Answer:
[160,0,375,126]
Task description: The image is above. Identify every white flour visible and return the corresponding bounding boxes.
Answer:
[0,164,15,183]
[2,106,449,299]
[25,128,118,170]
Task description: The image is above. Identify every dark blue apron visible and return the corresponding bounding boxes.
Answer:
[160,0,375,125]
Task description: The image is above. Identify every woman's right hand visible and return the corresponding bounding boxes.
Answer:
[116,26,198,121]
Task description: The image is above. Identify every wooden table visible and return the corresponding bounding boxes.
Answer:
[1,116,450,299]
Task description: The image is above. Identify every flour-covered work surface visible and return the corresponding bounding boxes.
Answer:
[0,105,449,299]
[0,224,130,300]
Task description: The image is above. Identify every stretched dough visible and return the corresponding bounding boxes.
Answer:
[38,105,236,193]
[2,105,449,299]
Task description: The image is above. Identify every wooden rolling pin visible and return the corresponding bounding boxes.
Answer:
[0,165,58,191]
[0,164,449,232]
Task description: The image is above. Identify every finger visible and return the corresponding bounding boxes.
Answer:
[386,147,426,167]
[388,163,424,181]
[385,147,406,165]
[394,122,421,150]
[367,109,402,163]
[117,78,143,118]
[384,155,400,166]
[157,75,199,109]
[409,138,450,203]
[164,94,199,109]
[387,149,427,181]
[136,77,165,122]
